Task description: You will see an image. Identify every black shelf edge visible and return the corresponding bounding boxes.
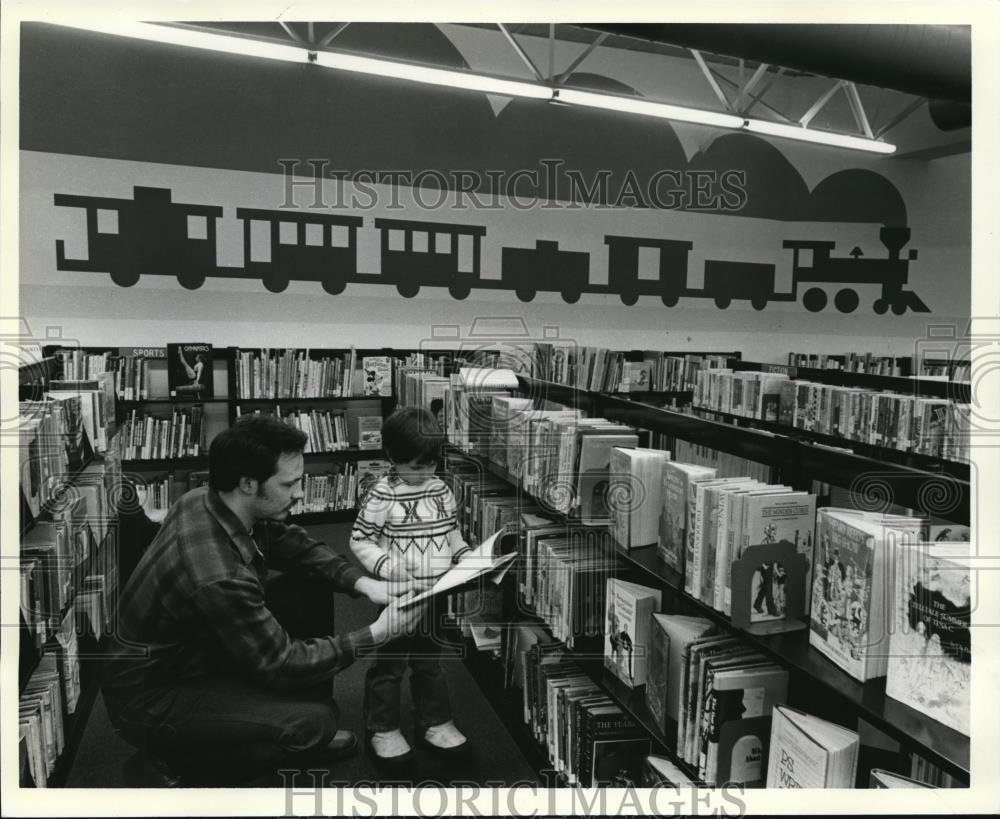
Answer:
[286,509,358,525]
[303,448,384,462]
[691,406,970,481]
[121,457,206,469]
[232,395,391,403]
[117,397,232,406]
[610,543,970,783]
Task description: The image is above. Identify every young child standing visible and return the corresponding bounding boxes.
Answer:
[350,406,473,763]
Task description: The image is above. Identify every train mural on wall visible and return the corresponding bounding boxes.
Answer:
[54,185,930,315]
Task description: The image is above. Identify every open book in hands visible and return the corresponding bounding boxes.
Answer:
[399,529,517,609]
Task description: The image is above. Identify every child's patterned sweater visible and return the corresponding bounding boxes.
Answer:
[350,473,473,581]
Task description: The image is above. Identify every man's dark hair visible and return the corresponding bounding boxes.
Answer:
[209,415,308,492]
[381,406,441,464]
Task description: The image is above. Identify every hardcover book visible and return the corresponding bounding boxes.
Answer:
[658,461,718,575]
[609,446,670,550]
[809,508,927,682]
[357,415,383,450]
[699,663,789,786]
[604,578,661,687]
[361,356,392,396]
[644,613,715,732]
[885,541,970,736]
[167,343,214,398]
[765,705,859,788]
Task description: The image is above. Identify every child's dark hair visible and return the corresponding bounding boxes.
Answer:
[381,406,442,464]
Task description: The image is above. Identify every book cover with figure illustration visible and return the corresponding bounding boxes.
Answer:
[604,578,660,687]
[885,542,970,736]
[167,343,214,398]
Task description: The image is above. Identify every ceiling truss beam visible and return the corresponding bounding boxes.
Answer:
[799,80,845,127]
[554,31,608,85]
[497,24,544,82]
[844,82,874,138]
[317,23,351,48]
[690,49,733,112]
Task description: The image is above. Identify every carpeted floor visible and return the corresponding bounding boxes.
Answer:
[65,523,538,788]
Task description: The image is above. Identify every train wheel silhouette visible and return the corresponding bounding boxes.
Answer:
[110,268,140,287]
[891,300,908,315]
[448,282,471,299]
[661,292,680,307]
[619,290,639,306]
[834,289,860,313]
[562,289,581,304]
[714,295,731,309]
[397,282,420,298]
[177,272,206,290]
[515,286,536,302]
[873,298,889,314]
[751,295,768,311]
[321,278,346,295]
[803,288,828,312]
[263,273,289,293]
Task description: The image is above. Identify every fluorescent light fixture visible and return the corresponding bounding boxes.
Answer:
[54,21,897,154]
[554,88,745,130]
[743,118,896,154]
[53,20,308,63]
[310,51,551,99]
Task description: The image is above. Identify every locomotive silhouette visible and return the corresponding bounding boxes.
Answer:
[54,185,929,314]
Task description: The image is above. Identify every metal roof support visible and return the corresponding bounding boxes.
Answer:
[875,97,927,138]
[317,23,351,48]
[799,80,844,127]
[278,22,303,44]
[844,81,875,138]
[498,24,545,82]
[548,24,555,82]
[691,49,733,112]
[307,22,314,45]
[739,66,786,117]
[733,62,770,114]
[554,31,609,85]
[714,68,794,123]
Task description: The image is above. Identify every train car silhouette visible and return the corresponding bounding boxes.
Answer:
[374,218,486,299]
[236,208,364,294]
[783,227,928,314]
[501,240,590,303]
[605,235,694,306]
[54,187,224,290]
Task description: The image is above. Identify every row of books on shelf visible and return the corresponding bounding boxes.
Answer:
[20,627,78,789]
[21,453,122,648]
[517,628,651,786]
[288,459,389,515]
[120,406,206,460]
[52,344,217,400]
[511,572,962,789]
[234,406,355,452]
[532,343,732,394]
[787,352,907,376]
[784,351,971,383]
[692,369,969,462]
[448,422,969,745]
[511,617,909,789]
[233,348,395,398]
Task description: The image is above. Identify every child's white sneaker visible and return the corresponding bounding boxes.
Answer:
[421,720,468,751]
[369,729,412,763]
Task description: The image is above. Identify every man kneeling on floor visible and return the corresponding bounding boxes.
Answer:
[102,415,427,786]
